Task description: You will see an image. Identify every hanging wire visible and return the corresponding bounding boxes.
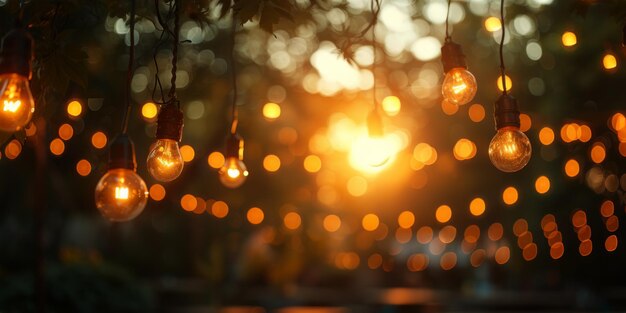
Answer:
[444,0,452,42]
[151,0,176,105]
[499,0,508,95]
[121,0,136,134]
[371,0,381,112]
[229,16,239,135]
[168,0,180,105]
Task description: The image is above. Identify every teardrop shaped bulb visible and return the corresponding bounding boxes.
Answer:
[0,73,34,132]
[219,157,248,188]
[488,127,532,172]
[95,168,148,222]
[147,139,184,182]
[442,68,477,106]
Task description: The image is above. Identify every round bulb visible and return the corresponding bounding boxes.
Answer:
[442,67,477,106]
[219,157,248,188]
[0,73,35,132]
[488,127,532,172]
[146,139,184,182]
[95,168,148,222]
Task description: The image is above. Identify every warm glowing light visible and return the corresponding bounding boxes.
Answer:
[496,75,512,92]
[303,155,322,173]
[579,125,592,142]
[469,198,486,216]
[323,214,341,232]
[502,186,518,205]
[416,226,433,244]
[219,157,249,188]
[58,123,74,141]
[513,219,528,236]
[283,212,302,230]
[442,68,477,105]
[535,176,550,194]
[489,127,532,172]
[0,74,35,131]
[76,159,92,176]
[398,211,415,229]
[263,154,281,172]
[603,54,617,70]
[407,254,428,272]
[519,114,531,132]
[362,213,380,231]
[495,246,510,265]
[262,102,281,120]
[590,142,606,164]
[470,249,486,267]
[413,143,437,165]
[346,176,368,197]
[180,194,197,211]
[561,31,577,47]
[141,102,158,120]
[95,168,148,222]
[606,235,618,252]
[180,145,195,162]
[441,99,459,116]
[382,96,401,116]
[211,201,229,218]
[453,138,476,160]
[24,123,36,137]
[611,113,625,131]
[523,243,537,261]
[149,184,166,201]
[207,151,225,169]
[5,139,21,159]
[66,100,83,117]
[349,133,400,173]
[147,139,184,182]
[91,132,108,149]
[564,159,580,177]
[539,127,555,145]
[435,205,452,223]
[468,104,485,122]
[484,17,502,32]
[49,138,65,156]
[550,242,564,259]
[488,223,504,241]
[247,207,264,224]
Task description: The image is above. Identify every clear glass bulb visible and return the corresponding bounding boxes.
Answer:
[442,67,477,106]
[0,73,35,132]
[488,127,532,172]
[95,168,148,222]
[219,157,249,188]
[146,139,184,182]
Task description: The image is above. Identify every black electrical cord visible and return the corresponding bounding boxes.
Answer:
[151,0,176,105]
[371,0,381,113]
[121,0,136,134]
[229,16,239,135]
[499,0,507,95]
[168,0,180,106]
[444,0,451,42]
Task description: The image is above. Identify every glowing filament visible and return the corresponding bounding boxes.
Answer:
[451,82,467,94]
[115,186,129,200]
[3,100,21,112]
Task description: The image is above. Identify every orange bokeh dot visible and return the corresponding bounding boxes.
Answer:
[495,246,511,265]
[263,154,281,172]
[149,184,166,201]
[75,159,92,176]
[590,143,606,164]
[502,186,518,205]
[58,123,74,141]
[362,213,380,231]
[435,205,452,223]
[211,201,229,218]
[564,159,580,177]
[91,132,107,149]
[469,197,486,216]
[247,207,265,224]
[519,114,531,132]
[522,243,538,261]
[468,104,485,122]
[550,242,565,259]
[488,223,503,241]
[605,235,618,252]
[538,127,554,145]
[207,151,225,169]
[535,176,550,194]
[513,219,528,236]
[180,145,195,162]
[398,211,415,229]
[579,239,593,256]
[180,194,197,211]
[440,252,457,270]
[600,200,614,218]
[49,138,65,156]
[416,226,433,244]
[283,212,302,230]
[323,214,341,232]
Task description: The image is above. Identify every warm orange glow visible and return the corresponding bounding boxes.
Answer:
[67,100,83,117]
[435,205,452,223]
[95,169,148,221]
[469,197,486,216]
[464,225,480,243]
[502,186,518,205]
[468,104,485,122]
[407,253,428,272]
[519,114,531,132]
[283,212,302,230]
[349,133,400,173]
[484,17,502,32]
[550,242,564,259]
[207,151,225,169]
[262,102,281,120]
[497,75,512,92]
[416,226,433,244]
[561,31,577,47]
[611,113,625,131]
[534,176,550,194]
[141,102,158,120]
[149,184,166,201]
[513,219,528,236]
[470,249,486,267]
[247,207,265,224]
[211,201,229,218]
[442,68,477,106]
[579,239,592,256]
[453,138,476,160]
[413,143,437,165]
[395,227,412,243]
[180,145,195,162]
[603,53,618,70]
[441,99,458,115]
[606,235,618,252]
[58,123,74,141]
[49,138,65,156]
[91,132,108,149]
[147,139,184,182]
[368,253,383,269]
[590,143,606,164]
[263,154,281,172]
[601,200,614,218]
[438,225,456,244]
[180,194,197,211]
[303,155,322,173]
[323,214,341,232]
[398,211,415,229]
[440,252,457,270]
[488,127,532,172]
[539,127,555,145]
[76,159,92,176]
[24,123,36,137]
[517,231,533,249]
[5,139,21,159]
[495,246,510,265]
[362,213,380,231]
[219,157,249,188]
[522,243,537,261]
[0,74,35,131]
[572,210,587,228]
[564,159,580,177]
[346,176,368,196]
[579,125,592,142]
[488,223,504,241]
[382,96,401,116]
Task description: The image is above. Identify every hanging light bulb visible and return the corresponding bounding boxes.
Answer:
[441,41,477,106]
[95,134,148,221]
[0,27,35,132]
[349,110,397,173]
[219,133,248,188]
[147,104,184,182]
[488,94,531,172]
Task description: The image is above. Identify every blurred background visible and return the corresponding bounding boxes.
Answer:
[1,0,626,312]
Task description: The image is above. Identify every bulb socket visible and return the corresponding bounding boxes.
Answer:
[494,94,521,130]
[0,27,34,79]
[225,133,244,160]
[367,110,384,137]
[155,103,184,141]
[108,134,137,171]
[441,41,467,73]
